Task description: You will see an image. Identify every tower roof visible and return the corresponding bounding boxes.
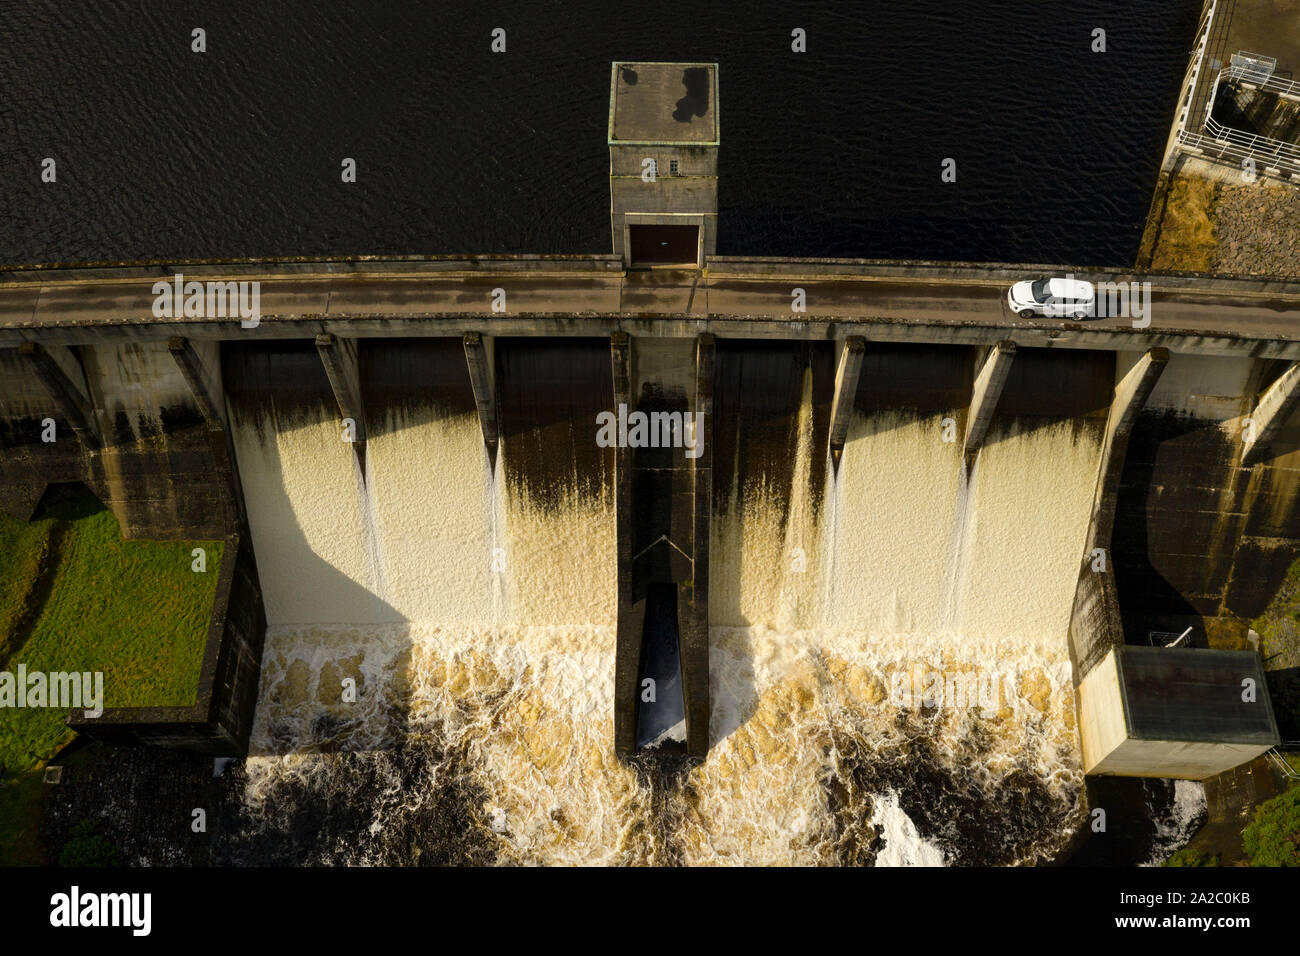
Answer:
[609,62,719,146]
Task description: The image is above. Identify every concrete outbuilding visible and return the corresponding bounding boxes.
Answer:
[1079,646,1279,779]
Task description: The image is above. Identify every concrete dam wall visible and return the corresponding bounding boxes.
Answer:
[225,337,1101,863]
[1115,353,1300,643]
[0,329,1290,863]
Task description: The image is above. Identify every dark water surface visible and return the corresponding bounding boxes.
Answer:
[0,0,1199,267]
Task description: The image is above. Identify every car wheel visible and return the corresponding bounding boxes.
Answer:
[1073,309,1088,320]
[1016,309,1035,319]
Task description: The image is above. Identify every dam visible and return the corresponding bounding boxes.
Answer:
[1,63,1293,865]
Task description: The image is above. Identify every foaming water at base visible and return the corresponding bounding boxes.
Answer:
[1142,780,1208,866]
[868,793,945,866]
[232,624,659,865]
[226,620,1084,865]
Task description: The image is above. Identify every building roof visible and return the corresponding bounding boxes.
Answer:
[609,62,719,146]
[1119,647,1279,745]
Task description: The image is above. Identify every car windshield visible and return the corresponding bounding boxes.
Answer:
[1030,278,1052,302]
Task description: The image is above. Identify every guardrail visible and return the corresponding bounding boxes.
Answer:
[1181,56,1300,180]
[1225,59,1300,98]
[1171,0,1219,139]
[1201,117,1300,166]
[1266,746,1300,779]
[1167,12,1300,182]
[1178,125,1300,180]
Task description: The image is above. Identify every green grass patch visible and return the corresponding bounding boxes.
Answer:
[57,819,123,867]
[0,486,222,777]
[1242,784,1300,867]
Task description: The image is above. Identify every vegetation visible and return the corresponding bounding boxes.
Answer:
[1146,175,1219,273]
[57,819,123,867]
[0,485,221,862]
[1242,785,1300,867]
[1163,846,1218,867]
[1250,555,1300,741]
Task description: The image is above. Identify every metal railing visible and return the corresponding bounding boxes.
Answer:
[1201,117,1300,166]
[1176,56,1300,179]
[1230,51,1277,83]
[1177,128,1300,178]
[1168,14,1300,181]
[1222,58,1300,99]
[1172,0,1220,140]
[1267,746,1300,780]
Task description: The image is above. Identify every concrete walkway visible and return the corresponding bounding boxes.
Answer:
[1,257,1299,356]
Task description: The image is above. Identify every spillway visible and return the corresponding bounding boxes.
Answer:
[217,338,1108,865]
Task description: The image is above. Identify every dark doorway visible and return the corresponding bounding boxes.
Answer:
[630,225,698,265]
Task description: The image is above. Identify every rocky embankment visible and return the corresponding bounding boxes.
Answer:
[1212,183,1300,278]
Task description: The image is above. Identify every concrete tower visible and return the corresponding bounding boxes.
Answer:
[608,62,719,268]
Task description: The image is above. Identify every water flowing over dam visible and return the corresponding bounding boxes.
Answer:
[216,338,1106,865]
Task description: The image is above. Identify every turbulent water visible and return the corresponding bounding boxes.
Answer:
[1142,780,1208,866]
[221,344,1103,866]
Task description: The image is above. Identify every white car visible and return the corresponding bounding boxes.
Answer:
[1007,277,1096,319]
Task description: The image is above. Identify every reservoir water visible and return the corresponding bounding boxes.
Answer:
[2,0,1199,266]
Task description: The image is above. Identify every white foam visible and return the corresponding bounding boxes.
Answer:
[233,374,1099,864]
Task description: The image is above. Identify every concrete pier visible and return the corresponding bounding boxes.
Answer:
[1088,348,1170,553]
[19,342,101,450]
[610,330,711,757]
[168,337,225,431]
[963,340,1015,460]
[1068,348,1169,685]
[463,332,498,464]
[1242,359,1300,465]
[684,332,714,758]
[314,333,367,445]
[828,336,865,465]
[611,332,639,757]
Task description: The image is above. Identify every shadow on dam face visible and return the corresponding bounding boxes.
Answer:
[496,337,613,511]
[221,340,404,626]
[361,337,477,436]
[711,339,834,538]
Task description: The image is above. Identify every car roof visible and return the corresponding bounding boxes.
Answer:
[1047,277,1093,297]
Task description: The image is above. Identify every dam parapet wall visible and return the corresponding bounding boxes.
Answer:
[3,256,1300,360]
